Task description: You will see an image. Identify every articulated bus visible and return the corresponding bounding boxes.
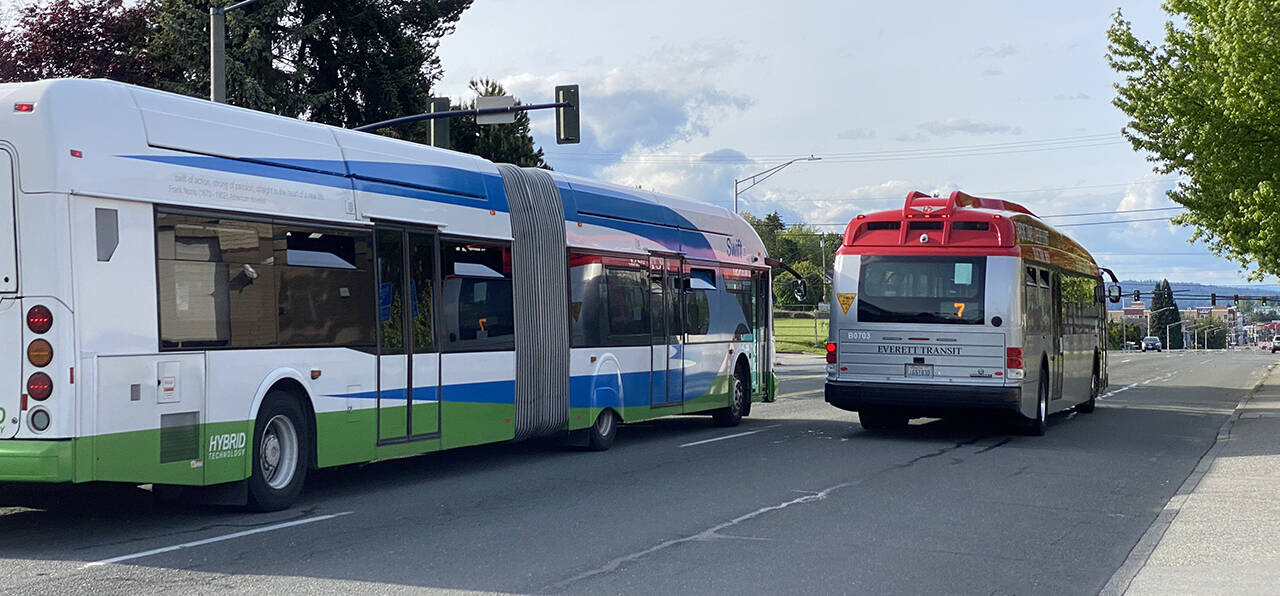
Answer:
[825,191,1112,435]
[0,79,776,510]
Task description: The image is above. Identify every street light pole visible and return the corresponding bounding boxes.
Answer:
[733,155,821,214]
[210,0,260,103]
[1166,320,1184,352]
[1147,306,1175,338]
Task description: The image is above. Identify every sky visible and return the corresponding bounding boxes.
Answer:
[434,0,1277,287]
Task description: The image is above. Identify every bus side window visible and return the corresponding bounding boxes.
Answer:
[1025,266,1037,286]
[440,241,515,351]
[685,268,715,338]
[602,266,650,346]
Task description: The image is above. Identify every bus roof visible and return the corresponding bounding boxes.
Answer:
[839,190,1099,276]
[0,78,765,264]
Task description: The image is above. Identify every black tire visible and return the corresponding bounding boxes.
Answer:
[1022,368,1049,436]
[712,371,748,427]
[587,409,618,451]
[1077,363,1099,414]
[859,408,908,431]
[247,392,310,512]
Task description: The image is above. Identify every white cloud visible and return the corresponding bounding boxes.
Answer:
[974,43,1017,59]
[918,118,1022,137]
[836,128,876,141]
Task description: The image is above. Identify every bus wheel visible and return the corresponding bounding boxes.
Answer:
[1077,365,1099,414]
[247,392,309,511]
[587,409,618,451]
[1023,371,1049,436]
[712,371,748,427]
[859,408,908,431]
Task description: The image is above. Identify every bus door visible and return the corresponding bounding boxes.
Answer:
[753,270,770,396]
[650,255,683,407]
[375,227,440,444]
[1050,271,1064,400]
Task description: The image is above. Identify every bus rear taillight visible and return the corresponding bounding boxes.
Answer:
[27,372,53,401]
[27,305,53,333]
[826,342,837,364]
[1006,347,1025,379]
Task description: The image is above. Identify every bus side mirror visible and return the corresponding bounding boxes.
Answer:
[1107,285,1122,303]
[793,279,808,302]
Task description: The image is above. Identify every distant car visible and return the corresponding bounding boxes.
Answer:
[1142,336,1162,352]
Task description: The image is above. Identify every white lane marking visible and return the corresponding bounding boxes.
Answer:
[82,512,353,568]
[544,479,857,592]
[1120,359,1133,363]
[775,388,821,400]
[1200,358,1213,364]
[1099,371,1177,400]
[680,425,781,448]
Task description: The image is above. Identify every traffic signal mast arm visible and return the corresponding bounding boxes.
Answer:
[355,101,572,133]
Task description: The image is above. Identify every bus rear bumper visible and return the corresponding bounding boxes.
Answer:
[825,380,1022,416]
[0,439,74,483]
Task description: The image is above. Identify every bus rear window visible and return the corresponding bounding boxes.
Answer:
[857,256,985,325]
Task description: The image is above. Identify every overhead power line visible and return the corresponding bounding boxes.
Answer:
[795,206,1185,227]
[545,132,1124,165]
[1055,216,1172,227]
[743,177,1180,204]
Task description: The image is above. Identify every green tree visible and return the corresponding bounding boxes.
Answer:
[0,0,154,85]
[1107,320,1143,350]
[1107,4,1280,278]
[1189,319,1228,349]
[448,79,548,168]
[1148,279,1185,349]
[149,0,471,136]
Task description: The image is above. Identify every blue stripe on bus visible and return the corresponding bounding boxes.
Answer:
[120,154,719,255]
[329,368,719,409]
[332,379,515,404]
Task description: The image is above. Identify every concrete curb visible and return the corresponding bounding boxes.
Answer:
[1098,362,1278,596]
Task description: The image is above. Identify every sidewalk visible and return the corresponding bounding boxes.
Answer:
[1106,363,1280,595]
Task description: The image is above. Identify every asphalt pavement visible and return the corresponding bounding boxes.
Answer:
[1,349,1274,595]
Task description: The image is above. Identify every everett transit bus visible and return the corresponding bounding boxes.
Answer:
[824,191,1116,435]
[0,79,776,510]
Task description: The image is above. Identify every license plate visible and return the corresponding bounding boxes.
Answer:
[904,364,934,378]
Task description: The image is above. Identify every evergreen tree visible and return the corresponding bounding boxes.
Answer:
[448,79,548,168]
[1149,279,1184,349]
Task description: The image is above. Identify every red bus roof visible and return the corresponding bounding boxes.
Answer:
[838,190,1099,276]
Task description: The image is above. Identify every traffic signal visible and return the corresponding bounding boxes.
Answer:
[1264,297,1270,307]
[1233,294,1240,306]
[1211,293,1216,306]
[555,84,580,144]
[1132,289,1140,302]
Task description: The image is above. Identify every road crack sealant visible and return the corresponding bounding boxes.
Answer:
[541,435,994,594]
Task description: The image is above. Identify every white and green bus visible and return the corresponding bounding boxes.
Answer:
[0,79,777,510]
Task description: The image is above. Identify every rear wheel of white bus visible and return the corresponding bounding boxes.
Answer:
[247,392,310,511]
[1022,370,1049,436]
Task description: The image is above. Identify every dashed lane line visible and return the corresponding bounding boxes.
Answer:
[1100,371,1178,400]
[82,511,353,568]
[679,425,781,448]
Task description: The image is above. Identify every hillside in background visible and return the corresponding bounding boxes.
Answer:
[1109,281,1280,310]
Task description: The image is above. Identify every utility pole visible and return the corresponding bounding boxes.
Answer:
[210,0,260,103]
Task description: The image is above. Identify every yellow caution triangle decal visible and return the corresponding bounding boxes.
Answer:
[837,292,857,314]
